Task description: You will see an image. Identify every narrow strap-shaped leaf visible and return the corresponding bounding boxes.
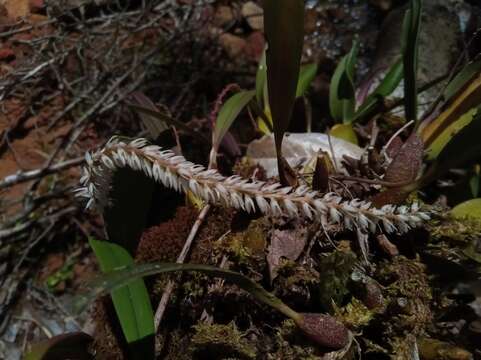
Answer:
[74,260,300,322]
[443,56,481,104]
[213,90,256,151]
[329,40,359,124]
[354,60,403,121]
[402,0,422,126]
[420,105,481,186]
[421,73,481,149]
[72,260,350,350]
[255,48,267,105]
[296,63,318,98]
[89,239,155,358]
[263,0,304,183]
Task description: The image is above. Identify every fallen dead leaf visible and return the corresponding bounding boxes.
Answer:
[384,133,424,183]
[267,227,307,281]
[2,0,30,19]
[372,133,424,206]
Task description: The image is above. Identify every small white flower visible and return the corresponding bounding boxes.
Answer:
[77,137,431,235]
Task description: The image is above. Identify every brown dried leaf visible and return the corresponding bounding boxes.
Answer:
[384,132,424,183]
[3,0,30,19]
[385,136,403,159]
[371,186,414,207]
[372,133,424,207]
[376,234,399,257]
[267,228,307,281]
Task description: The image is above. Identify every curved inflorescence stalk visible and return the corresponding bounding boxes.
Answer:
[76,137,430,234]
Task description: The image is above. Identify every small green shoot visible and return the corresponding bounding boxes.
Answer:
[329,39,359,124]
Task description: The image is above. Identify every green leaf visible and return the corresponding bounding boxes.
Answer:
[213,90,256,151]
[421,106,481,186]
[374,59,404,97]
[255,48,267,105]
[296,63,318,98]
[329,123,358,145]
[263,0,304,183]
[421,73,481,149]
[401,0,422,125]
[451,199,481,220]
[329,40,359,124]
[443,57,481,103]
[89,239,155,358]
[74,261,300,323]
[470,166,480,198]
[24,333,93,360]
[354,60,403,120]
[425,107,477,160]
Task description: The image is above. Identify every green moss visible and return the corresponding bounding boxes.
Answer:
[317,248,358,311]
[333,298,374,329]
[191,322,256,360]
[377,256,432,336]
[219,219,268,269]
[429,216,481,244]
[163,330,192,360]
[274,262,319,307]
[269,320,322,360]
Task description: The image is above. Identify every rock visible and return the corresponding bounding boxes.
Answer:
[214,5,234,27]
[219,33,246,58]
[242,1,263,31]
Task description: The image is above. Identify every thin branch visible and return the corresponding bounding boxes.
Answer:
[0,157,84,190]
[154,204,211,330]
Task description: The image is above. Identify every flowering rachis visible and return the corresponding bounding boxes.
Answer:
[77,136,430,234]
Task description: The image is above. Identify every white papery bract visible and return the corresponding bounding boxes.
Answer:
[76,137,431,234]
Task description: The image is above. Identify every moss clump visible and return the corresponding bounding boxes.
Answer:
[334,297,374,329]
[269,320,322,360]
[274,262,319,308]
[162,329,192,360]
[219,219,268,270]
[190,322,256,360]
[137,206,198,263]
[378,256,432,334]
[317,248,358,311]
[429,216,481,244]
